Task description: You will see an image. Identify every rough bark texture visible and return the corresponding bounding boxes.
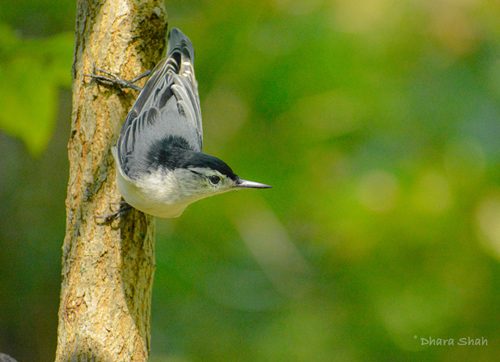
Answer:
[56,1,168,361]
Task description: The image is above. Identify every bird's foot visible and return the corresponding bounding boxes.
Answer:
[95,201,133,223]
[84,63,152,91]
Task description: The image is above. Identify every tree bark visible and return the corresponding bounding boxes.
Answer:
[56,1,167,360]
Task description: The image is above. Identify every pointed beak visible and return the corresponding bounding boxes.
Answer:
[235,177,272,189]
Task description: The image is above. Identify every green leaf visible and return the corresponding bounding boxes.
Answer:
[0,22,73,156]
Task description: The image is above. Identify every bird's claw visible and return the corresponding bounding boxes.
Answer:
[84,63,152,91]
[95,202,133,224]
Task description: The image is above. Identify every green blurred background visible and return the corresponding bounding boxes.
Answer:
[2,0,500,361]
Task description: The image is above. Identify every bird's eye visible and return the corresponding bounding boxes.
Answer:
[209,175,221,185]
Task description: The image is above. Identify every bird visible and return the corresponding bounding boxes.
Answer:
[109,28,271,218]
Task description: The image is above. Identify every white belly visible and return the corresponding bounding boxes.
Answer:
[115,167,190,218]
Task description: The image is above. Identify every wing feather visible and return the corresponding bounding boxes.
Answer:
[116,28,203,179]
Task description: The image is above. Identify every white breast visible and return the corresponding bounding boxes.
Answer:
[113,147,190,218]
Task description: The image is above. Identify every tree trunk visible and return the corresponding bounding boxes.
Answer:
[55,1,167,360]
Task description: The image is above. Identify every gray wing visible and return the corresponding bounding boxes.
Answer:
[116,28,203,179]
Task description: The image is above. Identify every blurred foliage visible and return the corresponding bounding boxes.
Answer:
[2,0,500,361]
[0,22,73,155]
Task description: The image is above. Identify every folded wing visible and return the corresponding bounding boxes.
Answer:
[116,28,203,179]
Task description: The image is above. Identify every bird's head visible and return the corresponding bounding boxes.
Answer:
[170,151,272,203]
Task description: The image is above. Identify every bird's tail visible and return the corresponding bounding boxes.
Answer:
[167,28,195,63]
[119,28,200,141]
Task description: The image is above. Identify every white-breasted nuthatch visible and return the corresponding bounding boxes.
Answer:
[108,28,271,218]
